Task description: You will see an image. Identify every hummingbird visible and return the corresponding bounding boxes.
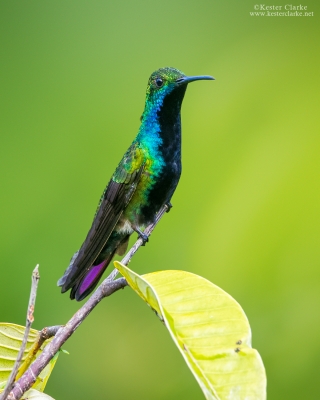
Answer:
[58,67,214,301]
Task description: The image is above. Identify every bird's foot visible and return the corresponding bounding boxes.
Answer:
[165,202,173,213]
[140,233,149,245]
[134,227,149,246]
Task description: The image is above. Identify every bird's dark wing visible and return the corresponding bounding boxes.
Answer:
[59,143,145,292]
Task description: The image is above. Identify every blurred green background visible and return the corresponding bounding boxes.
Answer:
[1,1,319,399]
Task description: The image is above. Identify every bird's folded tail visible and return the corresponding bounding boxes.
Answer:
[70,251,116,301]
[58,234,130,301]
[57,250,79,288]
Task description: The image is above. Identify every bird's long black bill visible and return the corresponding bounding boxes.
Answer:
[176,75,215,85]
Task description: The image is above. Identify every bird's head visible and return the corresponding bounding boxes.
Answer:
[145,67,214,100]
[141,67,214,122]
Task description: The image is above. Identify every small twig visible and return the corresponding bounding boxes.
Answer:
[9,203,169,400]
[1,265,40,400]
[37,326,63,347]
[15,326,62,381]
[8,278,127,400]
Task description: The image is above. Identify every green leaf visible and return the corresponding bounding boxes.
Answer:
[114,262,266,400]
[0,323,38,387]
[0,323,60,393]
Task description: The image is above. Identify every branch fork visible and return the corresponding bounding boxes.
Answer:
[3,204,169,400]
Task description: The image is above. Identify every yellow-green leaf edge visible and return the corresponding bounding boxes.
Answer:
[0,323,59,394]
[114,262,266,400]
[21,388,55,399]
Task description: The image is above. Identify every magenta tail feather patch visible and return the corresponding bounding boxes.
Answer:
[78,260,108,297]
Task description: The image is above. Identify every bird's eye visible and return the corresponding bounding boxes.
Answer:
[155,77,164,88]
